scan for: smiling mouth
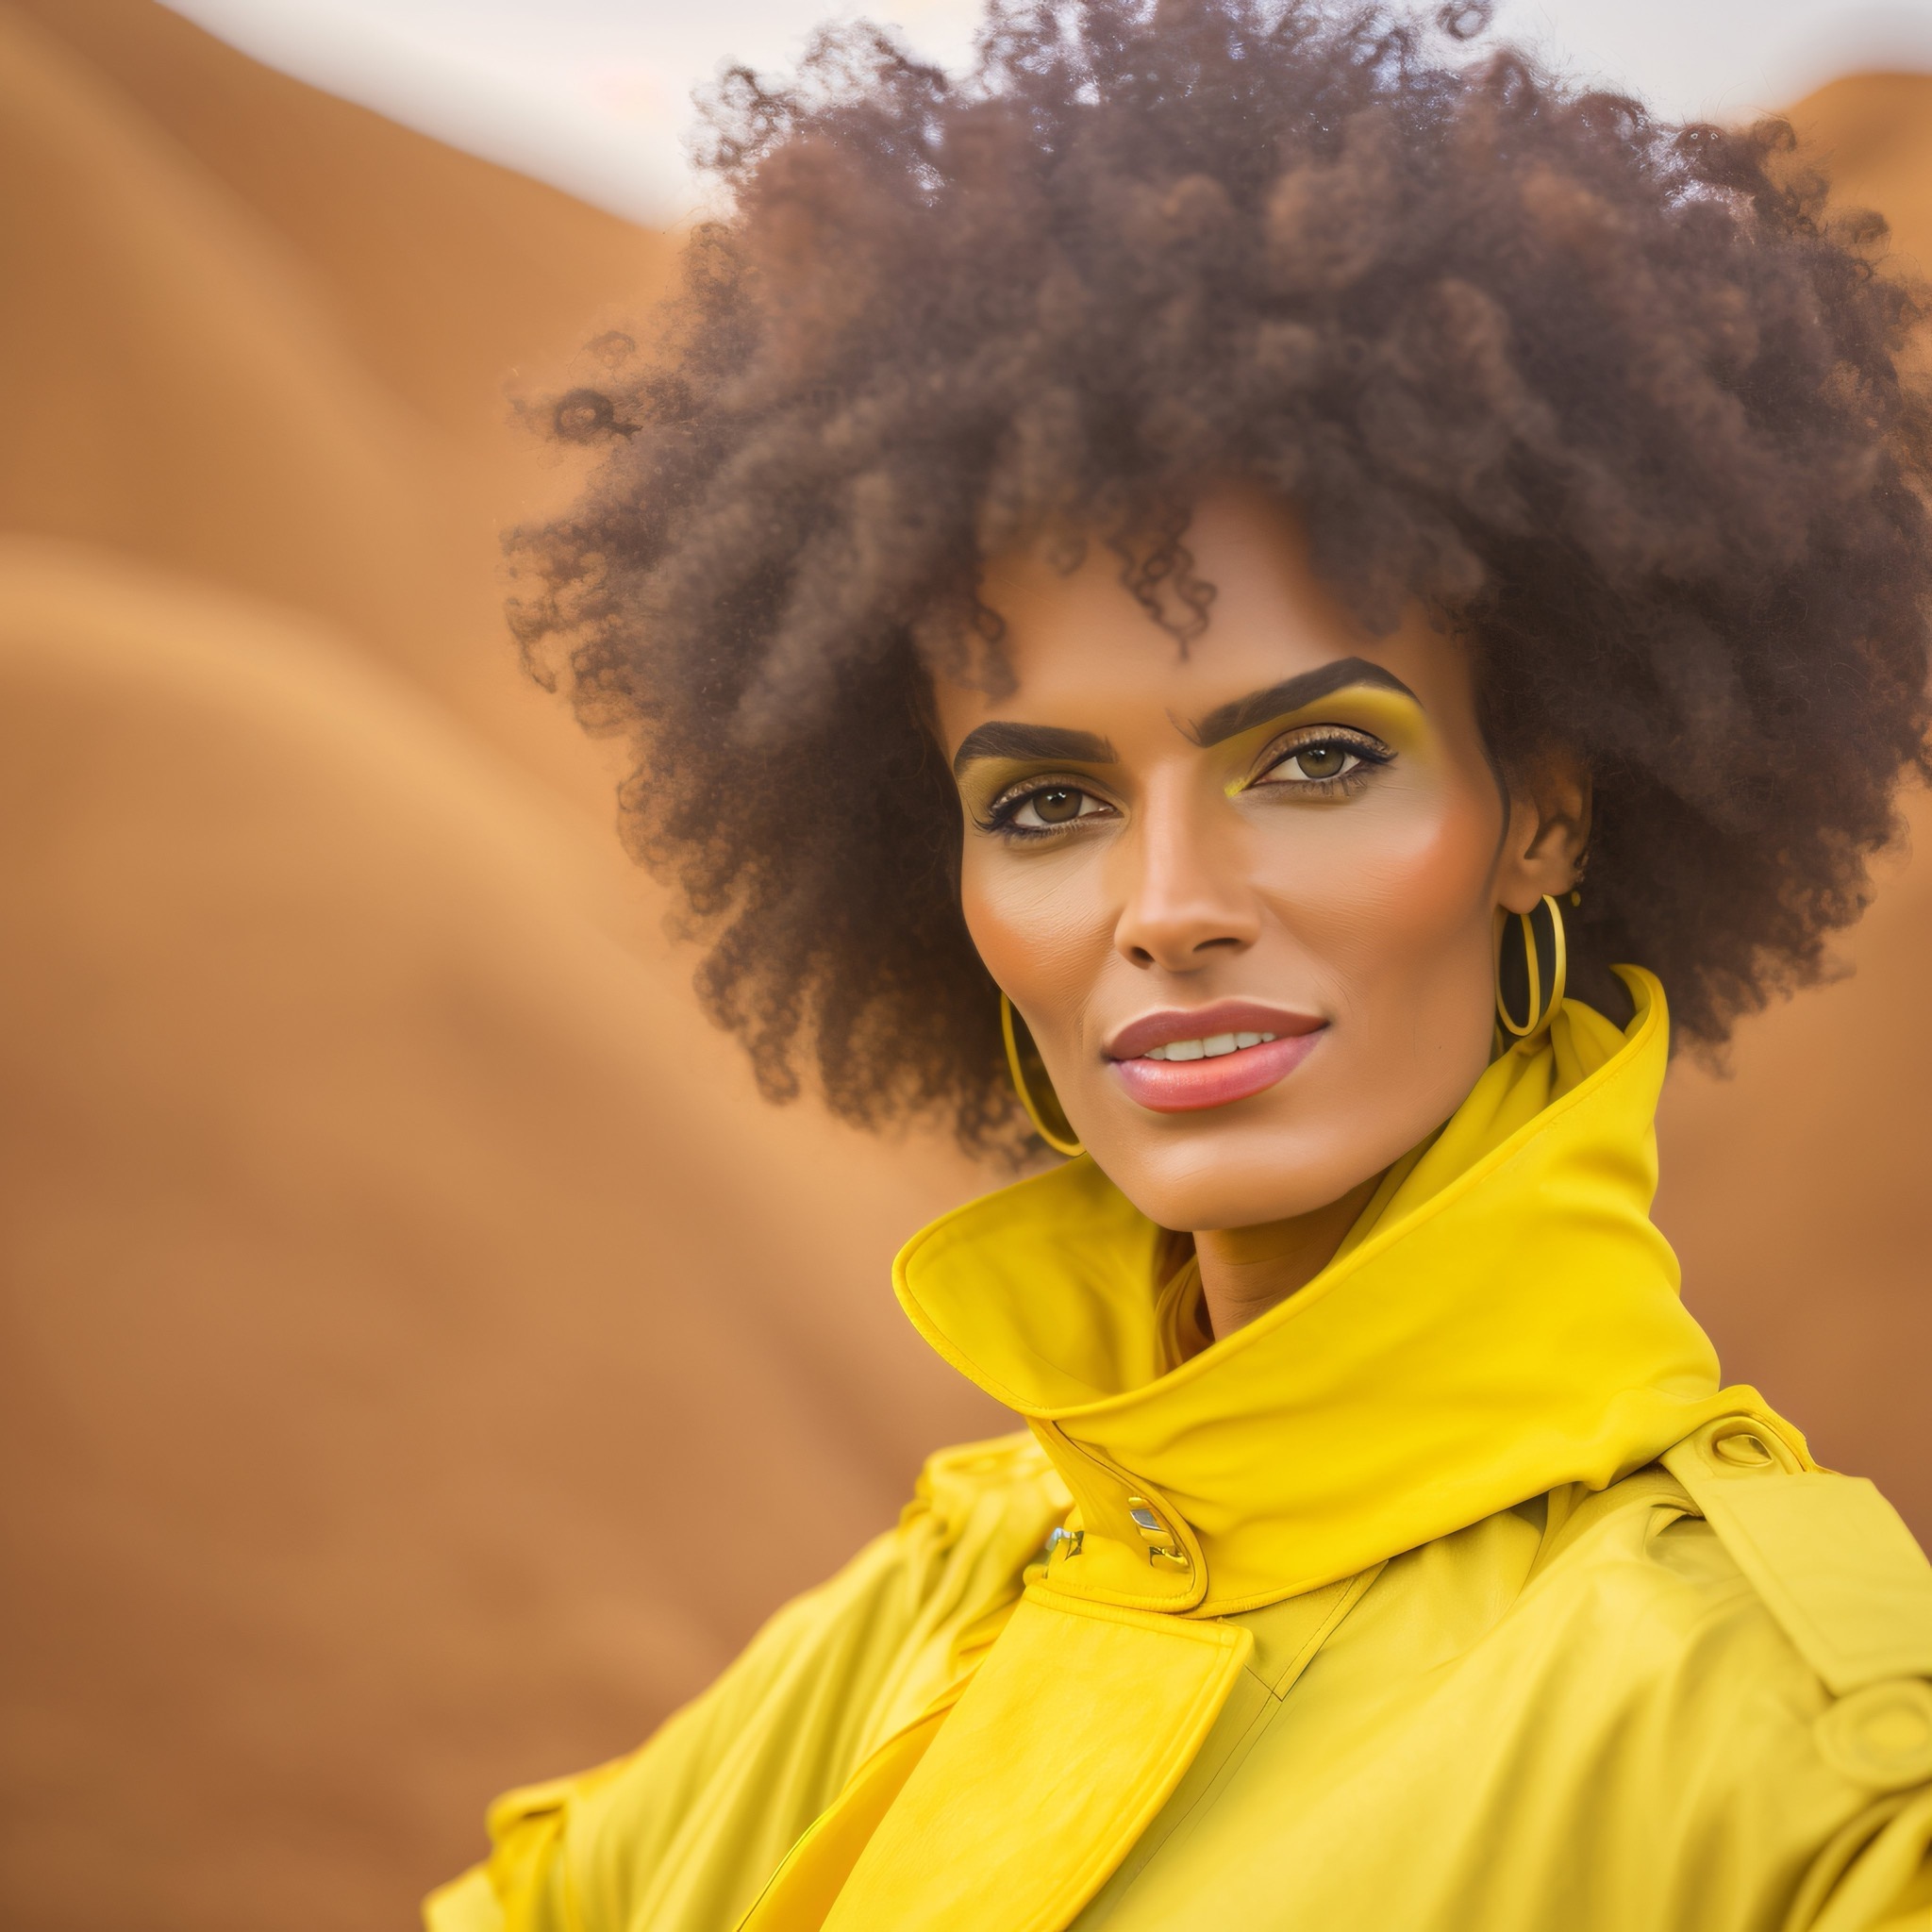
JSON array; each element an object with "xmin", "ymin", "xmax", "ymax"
[{"xmin": 1106, "ymin": 1005, "xmax": 1324, "ymax": 1113}]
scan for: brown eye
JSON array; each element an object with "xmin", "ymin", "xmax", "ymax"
[
  {"xmin": 997, "ymin": 781, "xmax": 1111, "ymax": 834},
  {"xmin": 1032, "ymin": 786, "xmax": 1085, "ymax": 823},
  {"xmin": 1256, "ymin": 734, "xmax": 1381, "ymax": 789}
]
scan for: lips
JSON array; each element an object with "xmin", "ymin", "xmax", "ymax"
[{"xmin": 1106, "ymin": 1001, "xmax": 1324, "ymax": 1114}]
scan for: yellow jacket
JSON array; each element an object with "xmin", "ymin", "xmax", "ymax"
[{"xmin": 428, "ymin": 971, "xmax": 1932, "ymax": 1932}]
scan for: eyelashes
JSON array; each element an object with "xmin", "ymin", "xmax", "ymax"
[
  {"xmin": 978, "ymin": 778, "xmax": 1116, "ymax": 839},
  {"xmin": 1248, "ymin": 725, "xmax": 1393, "ymax": 792},
  {"xmin": 973, "ymin": 726, "xmax": 1396, "ymax": 841}
]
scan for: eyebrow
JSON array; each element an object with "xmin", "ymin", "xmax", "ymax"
[
  {"xmin": 948, "ymin": 657, "xmax": 1417, "ymax": 774},
  {"xmin": 952, "ymin": 722, "xmax": 1118, "ymax": 775},
  {"xmin": 1187, "ymin": 658, "xmax": 1419, "ymax": 746}
]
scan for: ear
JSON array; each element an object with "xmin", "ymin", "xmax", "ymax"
[{"xmin": 1495, "ymin": 750, "xmax": 1590, "ymax": 915}]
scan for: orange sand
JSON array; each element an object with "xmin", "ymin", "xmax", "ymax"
[{"xmin": 0, "ymin": 8, "xmax": 1924, "ymax": 1925}]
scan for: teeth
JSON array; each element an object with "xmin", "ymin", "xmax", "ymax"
[{"xmin": 1143, "ymin": 1031, "xmax": 1277, "ymax": 1062}]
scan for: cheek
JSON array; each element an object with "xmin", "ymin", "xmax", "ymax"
[
  {"xmin": 1259, "ymin": 779, "xmax": 1499, "ymax": 986},
  {"xmin": 958, "ymin": 844, "xmax": 1108, "ymax": 1018}
]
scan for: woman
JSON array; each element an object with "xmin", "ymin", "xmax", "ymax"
[{"xmin": 431, "ymin": 3, "xmax": 1932, "ymax": 1926}]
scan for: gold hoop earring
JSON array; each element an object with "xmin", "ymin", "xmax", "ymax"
[
  {"xmin": 1495, "ymin": 893, "xmax": 1569, "ymax": 1040},
  {"xmin": 1000, "ymin": 992, "xmax": 1084, "ymax": 1158}
]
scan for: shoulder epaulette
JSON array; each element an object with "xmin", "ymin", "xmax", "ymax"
[
  {"xmin": 905, "ymin": 1429, "xmax": 1067, "ymax": 1537},
  {"xmin": 1662, "ymin": 1417, "xmax": 1932, "ymax": 1694}
]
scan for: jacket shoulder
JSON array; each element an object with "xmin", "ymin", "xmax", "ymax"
[
  {"xmin": 1499, "ymin": 1428, "xmax": 1932, "ymax": 1930},
  {"xmin": 426, "ymin": 1429, "xmax": 1067, "ymax": 1932},
  {"xmin": 1661, "ymin": 1418, "xmax": 1932, "ymax": 1695}
]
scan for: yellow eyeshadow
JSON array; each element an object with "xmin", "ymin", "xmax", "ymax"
[{"xmin": 1223, "ymin": 685, "xmax": 1429, "ymax": 793}]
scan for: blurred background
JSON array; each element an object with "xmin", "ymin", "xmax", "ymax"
[{"xmin": 0, "ymin": 2, "xmax": 1928, "ymax": 1927}]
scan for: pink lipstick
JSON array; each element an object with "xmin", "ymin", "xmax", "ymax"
[{"xmin": 1106, "ymin": 1000, "xmax": 1324, "ymax": 1114}]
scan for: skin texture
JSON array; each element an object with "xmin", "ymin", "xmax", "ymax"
[{"xmin": 936, "ymin": 488, "xmax": 1587, "ymax": 1338}]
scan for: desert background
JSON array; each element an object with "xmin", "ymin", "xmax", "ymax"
[{"xmin": 0, "ymin": 3, "xmax": 1927, "ymax": 1927}]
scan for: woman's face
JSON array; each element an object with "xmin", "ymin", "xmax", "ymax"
[{"xmin": 935, "ymin": 486, "xmax": 1584, "ymax": 1235}]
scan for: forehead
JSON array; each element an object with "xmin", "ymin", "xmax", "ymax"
[{"xmin": 938, "ymin": 487, "xmax": 1453, "ymax": 745}]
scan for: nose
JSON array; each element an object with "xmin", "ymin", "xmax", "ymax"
[{"xmin": 1111, "ymin": 774, "xmax": 1261, "ymax": 972}]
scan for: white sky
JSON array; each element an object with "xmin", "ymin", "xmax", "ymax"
[{"xmin": 163, "ymin": 0, "xmax": 1932, "ymax": 225}]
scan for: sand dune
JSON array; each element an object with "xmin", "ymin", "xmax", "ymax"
[
  {"xmin": 0, "ymin": 7, "xmax": 1925, "ymax": 1927},
  {"xmin": 0, "ymin": 7, "xmax": 998, "ymax": 1928}
]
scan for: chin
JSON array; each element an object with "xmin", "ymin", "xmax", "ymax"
[{"xmin": 1092, "ymin": 1132, "xmax": 1373, "ymax": 1235}]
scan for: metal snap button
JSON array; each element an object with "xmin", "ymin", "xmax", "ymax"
[
  {"xmin": 1125, "ymin": 1493, "xmax": 1190, "ymax": 1569},
  {"xmin": 1815, "ymin": 1679, "xmax": 1932, "ymax": 1790}
]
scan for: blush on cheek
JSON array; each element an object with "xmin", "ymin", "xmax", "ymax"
[
  {"xmin": 1274, "ymin": 810, "xmax": 1496, "ymax": 974},
  {"xmin": 1386, "ymin": 826, "xmax": 1496, "ymax": 945},
  {"xmin": 1330, "ymin": 821, "xmax": 1504, "ymax": 1074},
  {"xmin": 958, "ymin": 865, "xmax": 1100, "ymax": 1063}
]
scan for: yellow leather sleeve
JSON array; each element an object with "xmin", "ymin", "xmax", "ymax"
[
  {"xmin": 424, "ymin": 1434, "xmax": 1068, "ymax": 1932},
  {"xmin": 1665, "ymin": 1421, "xmax": 1932, "ymax": 1929}
]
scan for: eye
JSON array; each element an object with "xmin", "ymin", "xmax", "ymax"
[
  {"xmin": 1281, "ymin": 743, "xmax": 1356, "ymax": 781},
  {"xmin": 983, "ymin": 777, "xmax": 1116, "ymax": 838},
  {"xmin": 1009, "ymin": 783, "xmax": 1107, "ymax": 828},
  {"xmin": 1252, "ymin": 729, "xmax": 1390, "ymax": 790}
]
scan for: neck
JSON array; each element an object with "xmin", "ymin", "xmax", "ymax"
[{"xmin": 1194, "ymin": 1175, "xmax": 1381, "ymax": 1341}]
